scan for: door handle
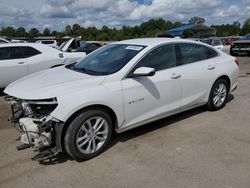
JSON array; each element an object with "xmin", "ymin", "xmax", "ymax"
[
  {"xmin": 171, "ymin": 73, "xmax": 181, "ymax": 79},
  {"xmin": 208, "ymin": 65, "xmax": 215, "ymax": 70},
  {"xmin": 18, "ymin": 62, "xmax": 24, "ymax": 65}
]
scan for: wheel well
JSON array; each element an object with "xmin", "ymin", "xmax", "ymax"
[
  {"xmin": 217, "ymin": 75, "xmax": 231, "ymax": 89},
  {"xmin": 60, "ymin": 105, "xmax": 118, "ymax": 151}
]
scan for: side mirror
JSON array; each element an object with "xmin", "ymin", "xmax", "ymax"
[
  {"xmin": 67, "ymin": 49, "xmax": 72, "ymax": 52},
  {"xmin": 133, "ymin": 67, "xmax": 155, "ymax": 77}
]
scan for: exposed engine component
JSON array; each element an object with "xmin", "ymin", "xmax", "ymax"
[
  {"xmin": 5, "ymin": 96, "xmax": 62, "ymax": 161},
  {"xmin": 19, "ymin": 118, "xmax": 52, "ymax": 148}
]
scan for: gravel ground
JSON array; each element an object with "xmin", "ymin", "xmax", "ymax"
[{"xmin": 0, "ymin": 48, "xmax": 250, "ymax": 188}]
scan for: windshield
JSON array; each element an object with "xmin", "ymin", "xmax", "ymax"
[
  {"xmin": 59, "ymin": 42, "xmax": 67, "ymax": 51},
  {"xmin": 66, "ymin": 44, "xmax": 146, "ymax": 75},
  {"xmin": 241, "ymin": 34, "xmax": 250, "ymax": 40},
  {"xmin": 200, "ymin": 39, "xmax": 212, "ymax": 45}
]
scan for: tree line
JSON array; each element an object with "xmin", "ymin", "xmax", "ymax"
[{"xmin": 1, "ymin": 17, "xmax": 250, "ymax": 41}]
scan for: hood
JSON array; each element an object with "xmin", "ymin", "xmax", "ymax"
[{"xmin": 4, "ymin": 66, "xmax": 106, "ymax": 100}]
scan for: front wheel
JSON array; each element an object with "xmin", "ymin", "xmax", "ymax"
[
  {"xmin": 64, "ymin": 109, "xmax": 113, "ymax": 160},
  {"xmin": 207, "ymin": 79, "xmax": 229, "ymax": 111}
]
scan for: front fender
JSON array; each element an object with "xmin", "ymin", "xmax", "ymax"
[{"xmin": 50, "ymin": 84, "xmax": 125, "ymax": 128}]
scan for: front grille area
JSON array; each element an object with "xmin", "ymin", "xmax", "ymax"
[{"xmin": 234, "ymin": 43, "xmax": 250, "ymax": 48}]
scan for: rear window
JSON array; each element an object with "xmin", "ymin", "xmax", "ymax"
[
  {"xmin": 22, "ymin": 47, "xmax": 41, "ymax": 58},
  {"xmin": 206, "ymin": 47, "xmax": 219, "ymax": 58},
  {"xmin": 178, "ymin": 43, "xmax": 207, "ymax": 65},
  {"xmin": 41, "ymin": 41, "xmax": 55, "ymax": 44}
]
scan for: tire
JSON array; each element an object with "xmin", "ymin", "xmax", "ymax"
[
  {"xmin": 64, "ymin": 108, "xmax": 113, "ymax": 160},
  {"xmin": 207, "ymin": 79, "xmax": 229, "ymax": 111}
]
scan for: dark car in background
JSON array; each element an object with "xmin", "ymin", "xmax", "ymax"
[{"xmin": 230, "ymin": 34, "xmax": 250, "ymax": 56}]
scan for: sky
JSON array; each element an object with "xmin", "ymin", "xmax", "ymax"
[{"xmin": 0, "ymin": 0, "xmax": 249, "ymax": 31}]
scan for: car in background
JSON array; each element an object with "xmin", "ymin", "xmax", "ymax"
[
  {"xmin": 0, "ymin": 43, "xmax": 86, "ymax": 88},
  {"xmin": 59, "ymin": 38, "xmax": 85, "ymax": 52},
  {"xmin": 222, "ymin": 36, "xmax": 241, "ymax": 46},
  {"xmin": 36, "ymin": 40, "xmax": 58, "ymax": 48},
  {"xmin": 4, "ymin": 38, "xmax": 239, "ymax": 160},
  {"xmin": 200, "ymin": 39, "xmax": 224, "ymax": 51},
  {"xmin": 0, "ymin": 38, "xmax": 10, "ymax": 44},
  {"xmin": 76, "ymin": 41, "xmax": 103, "ymax": 54},
  {"xmin": 11, "ymin": 39, "xmax": 27, "ymax": 43},
  {"xmin": 59, "ymin": 38, "xmax": 103, "ymax": 54},
  {"xmin": 223, "ymin": 38, "xmax": 234, "ymax": 45},
  {"xmin": 230, "ymin": 34, "xmax": 250, "ymax": 56}
]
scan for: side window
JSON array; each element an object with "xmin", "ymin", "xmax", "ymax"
[
  {"xmin": 134, "ymin": 44, "xmax": 177, "ymax": 71},
  {"xmin": 0, "ymin": 47, "xmax": 23, "ymax": 60},
  {"xmin": 22, "ymin": 47, "xmax": 41, "ymax": 58},
  {"xmin": 206, "ymin": 47, "xmax": 219, "ymax": 59},
  {"xmin": 178, "ymin": 43, "xmax": 206, "ymax": 65}
]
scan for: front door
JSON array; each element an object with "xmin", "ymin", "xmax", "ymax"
[{"xmin": 121, "ymin": 44, "xmax": 182, "ymax": 128}]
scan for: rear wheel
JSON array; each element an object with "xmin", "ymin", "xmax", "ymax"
[
  {"xmin": 64, "ymin": 109, "xmax": 113, "ymax": 160},
  {"xmin": 207, "ymin": 79, "xmax": 229, "ymax": 111}
]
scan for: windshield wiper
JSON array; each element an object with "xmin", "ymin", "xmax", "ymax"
[
  {"xmin": 67, "ymin": 64, "xmax": 106, "ymax": 75},
  {"xmin": 80, "ymin": 68, "xmax": 98, "ymax": 74}
]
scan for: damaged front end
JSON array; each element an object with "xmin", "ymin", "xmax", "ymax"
[{"xmin": 5, "ymin": 96, "xmax": 64, "ymax": 161}]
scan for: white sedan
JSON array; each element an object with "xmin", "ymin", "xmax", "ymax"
[
  {"xmin": 4, "ymin": 38, "xmax": 239, "ymax": 161},
  {"xmin": 0, "ymin": 43, "xmax": 86, "ymax": 88}
]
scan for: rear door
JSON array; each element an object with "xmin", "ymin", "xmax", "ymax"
[
  {"xmin": 23, "ymin": 46, "xmax": 64, "ymax": 73},
  {"xmin": 176, "ymin": 43, "xmax": 219, "ymax": 108},
  {"xmin": 0, "ymin": 47, "xmax": 28, "ymax": 87}
]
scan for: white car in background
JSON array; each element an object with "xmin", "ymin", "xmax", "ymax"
[
  {"xmin": 200, "ymin": 39, "xmax": 224, "ymax": 51},
  {"xmin": 0, "ymin": 43, "xmax": 86, "ymax": 88},
  {"xmin": 4, "ymin": 38, "xmax": 239, "ymax": 161},
  {"xmin": 0, "ymin": 38, "xmax": 10, "ymax": 44},
  {"xmin": 188, "ymin": 38, "xmax": 224, "ymax": 51},
  {"xmin": 59, "ymin": 38, "xmax": 85, "ymax": 52},
  {"xmin": 36, "ymin": 40, "xmax": 58, "ymax": 48}
]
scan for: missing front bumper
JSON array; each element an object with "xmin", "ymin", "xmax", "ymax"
[{"xmin": 6, "ymin": 96, "xmax": 65, "ymax": 161}]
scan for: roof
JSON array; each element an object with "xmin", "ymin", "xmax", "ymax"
[
  {"xmin": 34, "ymin": 36, "xmax": 56, "ymax": 40},
  {"xmin": 113, "ymin": 38, "xmax": 196, "ymax": 47},
  {"xmin": 0, "ymin": 42, "xmax": 60, "ymax": 53},
  {"xmin": 109, "ymin": 38, "xmax": 221, "ymax": 54},
  {"xmin": 0, "ymin": 42, "xmax": 42, "ymax": 47}
]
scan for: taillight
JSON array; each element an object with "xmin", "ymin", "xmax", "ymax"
[{"xmin": 235, "ymin": 59, "xmax": 240, "ymax": 66}]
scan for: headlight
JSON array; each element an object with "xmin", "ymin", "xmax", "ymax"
[
  {"xmin": 21, "ymin": 98, "xmax": 58, "ymax": 117},
  {"xmin": 21, "ymin": 102, "xmax": 33, "ymax": 115}
]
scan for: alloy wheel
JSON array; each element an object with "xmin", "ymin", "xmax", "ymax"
[
  {"xmin": 76, "ymin": 116, "xmax": 108, "ymax": 154},
  {"xmin": 212, "ymin": 83, "xmax": 227, "ymax": 107}
]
